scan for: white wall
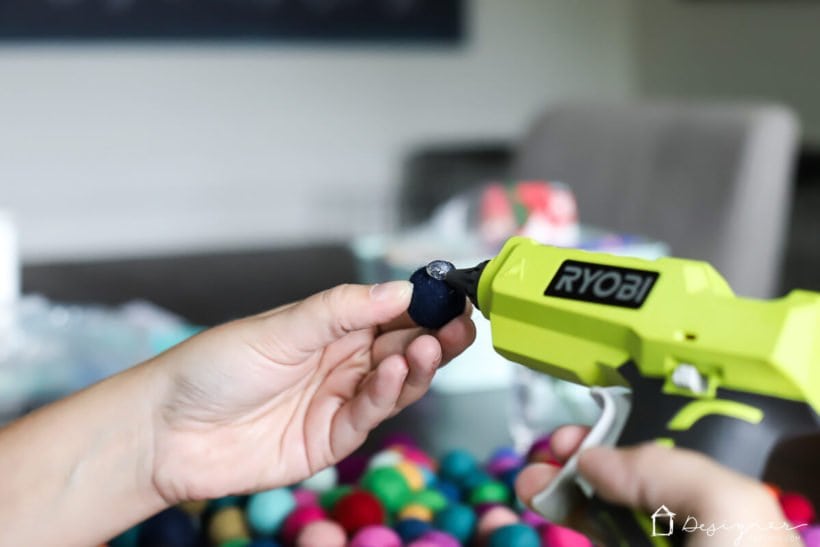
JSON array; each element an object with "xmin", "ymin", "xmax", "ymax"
[
  {"xmin": 633, "ymin": 0, "xmax": 820, "ymax": 145},
  {"xmin": 0, "ymin": 0, "xmax": 636, "ymax": 262}
]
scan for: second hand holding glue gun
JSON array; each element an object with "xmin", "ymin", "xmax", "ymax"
[{"xmin": 440, "ymin": 236, "xmax": 820, "ymax": 545}]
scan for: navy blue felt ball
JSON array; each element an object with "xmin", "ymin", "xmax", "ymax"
[
  {"xmin": 138, "ymin": 507, "xmax": 198, "ymax": 547},
  {"xmin": 407, "ymin": 265, "xmax": 466, "ymax": 329},
  {"xmin": 394, "ymin": 518, "xmax": 433, "ymax": 543}
]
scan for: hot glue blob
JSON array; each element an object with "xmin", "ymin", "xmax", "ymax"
[{"xmin": 407, "ymin": 261, "xmax": 466, "ymax": 329}]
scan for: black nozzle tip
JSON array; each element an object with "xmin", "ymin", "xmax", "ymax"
[{"xmin": 443, "ymin": 260, "xmax": 489, "ymax": 310}]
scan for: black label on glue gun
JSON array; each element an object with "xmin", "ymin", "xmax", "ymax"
[{"xmin": 545, "ymin": 260, "xmax": 659, "ymax": 309}]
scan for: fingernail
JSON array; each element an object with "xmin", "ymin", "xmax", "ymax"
[{"xmin": 371, "ymin": 280, "xmax": 413, "ymax": 301}]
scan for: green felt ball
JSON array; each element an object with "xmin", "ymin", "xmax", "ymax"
[
  {"xmin": 410, "ymin": 489, "xmax": 449, "ymax": 513},
  {"xmin": 219, "ymin": 539, "xmax": 251, "ymax": 547},
  {"xmin": 361, "ymin": 466, "xmax": 412, "ymax": 514},
  {"xmin": 319, "ymin": 485, "xmax": 353, "ymax": 510},
  {"xmin": 468, "ymin": 480, "xmax": 510, "ymax": 506}
]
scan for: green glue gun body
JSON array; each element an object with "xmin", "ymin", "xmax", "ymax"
[{"xmin": 444, "ymin": 236, "xmax": 820, "ymax": 546}]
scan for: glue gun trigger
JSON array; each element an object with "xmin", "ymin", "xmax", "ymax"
[{"xmin": 530, "ymin": 386, "xmax": 632, "ymax": 523}]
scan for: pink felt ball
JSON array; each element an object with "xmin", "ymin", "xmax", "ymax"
[
  {"xmin": 476, "ymin": 505, "xmax": 519, "ymax": 540},
  {"xmin": 539, "ymin": 523, "xmax": 593, "ymax": 547},
  {"xmin": 349, "ymin": 525, "xmax": 403, "ymax": 547},
  {"xmin": 292, "ymin": 488, "xmax": 319, "ymax": 508},
  {"xmin": 779, "ymin": 492, "xmax": 816, "ymax": 526},
  {"xmin": 407, "ymin": 530, "xmax": 461, "ymax": 547},
  {"xmin": 474, "ymin": 502, "xmax": 504, "ymax": 517},
  {"xmin": 295, "ymin": 519, "xmax": 347, "ymax": 547},
  {"xmin": 281, "ymin": 505, "xmax": 326, "ymax": 544}
]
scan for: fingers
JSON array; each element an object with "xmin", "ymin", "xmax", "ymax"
[
  {"xmin": 379, "ymin": 313, "xmax": 477, "ymax": 412},
  {"xmin": 516, "ymin": 463, "xmax": 564, "ymax": 506},
  {"xmin": 259, "ymin": 282, "xmax": 413, "ymax": 359},
  {"xmin": 550, "ymin": 425, "xmax": 590, "ymax": 461},
  {"xmin": 514, "ymin": 425, "xmax": 589, "ymax": 507},
  {"xmin": 330, "ymin": 355, "xmax": 408, "ymax": 457},
  {"xmin": 435, "ymin": 312, "xmax": 477, "ymax": 364},
  {"xmin": 578, "ymin": 444, "xmax": 776, "ymax": 521}
]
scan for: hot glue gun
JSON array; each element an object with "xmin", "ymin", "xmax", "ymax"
[{"xmin": 440, "ymin": 236, "xmax": 820, "ymax": 546}]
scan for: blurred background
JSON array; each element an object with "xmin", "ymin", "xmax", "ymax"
[
  {"xmin": 0, "ymin": 0, "xmax": 818, "ymax": 475},
  {"xmin": 0, "ymin": 0, "xmax": 817, "ymax": 312}
]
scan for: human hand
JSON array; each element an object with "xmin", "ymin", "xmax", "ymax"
[
  {"xmin": 146, "ymin": 281, "xmax": 475, "ymax": 504},
  {"xmin": 515, "ymin": 426, "xmax": 797, "ymax": 546}
]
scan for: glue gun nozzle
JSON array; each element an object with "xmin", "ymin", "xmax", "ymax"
[{"xmin": 444, "ymin": 260, "xmax": 489, "ymax": 310}]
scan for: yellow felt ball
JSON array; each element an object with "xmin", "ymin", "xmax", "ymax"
[
  {"xmin": 178, "ymin": 500, "xmax": 208, "ymax": 516},
  {"xmin": 209, "ymin": 507, "xmax": 249, "ymax": 544},
  {"xmin": 395, "ymin": 461, "xmax": 425, "ymax": 492},
  {"xmin": 399, "ymin": 503, "xmax": 434, "ymax": 522}
]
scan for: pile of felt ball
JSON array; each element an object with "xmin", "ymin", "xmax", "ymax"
[
  {"xmin": 107, "ymin": 433, "xmax": 820, "ymax": 547},
  {"xmin": 106, "ymin": 434, "xmax": 593, "ymax": 547}
]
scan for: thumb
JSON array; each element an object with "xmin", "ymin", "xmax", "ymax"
[
  {"xmin": 259, "ymin": 281, "xmax": 413, "ymax": 356},
  {"xmin": 577, "ymin": 444, "xmax": 775, "ymax": 522}
]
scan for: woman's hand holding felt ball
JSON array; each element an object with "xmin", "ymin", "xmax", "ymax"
[{"xmin": 150, "ymin": 281, "xmax": 475, "ymax": 504}]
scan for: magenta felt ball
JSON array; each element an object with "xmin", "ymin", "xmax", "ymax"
[
  {"xmin": 486, "ymin": 455, "xmax": 524, "ymax": 477},
  {"xmin": 520, "ymin": 509, "xmax": 547, "ymax": 528},
  {"xmin": 349, "ymin": 525, "xmax": 403, "ymax": 547},
  {"xmin": 779, "ymin": 492, "xmax": 816, "ymax": 526},
  {"xmin": 380, "ymin": 432, "xmax": 418, "ymax": 450},
  {"xmin": 401, "ymin": 446, "xmax": 437, "ymax": 471},
  {"xmin": 280, "ymin": 505, "xmax": 325, "ymax": 544},
  {"xmin": 801, "ymin": 525, "xmax": 820, "ymax": 547},
  {"xmin": 407, "ymin": 530, "xmax": 461, "ymax": 547},
  {"xmin": 539, "ymin": 523, "xmax": 593, "ymax": 547},
  {"xmin": 336, "ymin": 453, "xmax": 369, "ymax": 484},
  {"xmin": 527, "ymin": 434, "xmax": 559, "ymax": 465},
  {"xmin": 292, "ymin": 488, "xmax": 319, "ymax": 507}
]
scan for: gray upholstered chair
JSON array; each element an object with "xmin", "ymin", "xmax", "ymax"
[{"xmin": 512, "ymin": 102, "xmax": 799, "ymax": 297}]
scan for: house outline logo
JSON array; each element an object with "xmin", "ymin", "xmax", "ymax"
[{"xmin": 651, "ymin": 505, "xmax": 676, "ymax": 537}]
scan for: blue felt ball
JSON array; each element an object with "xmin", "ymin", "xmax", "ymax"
[
  {"xmin": 487, "ymin": 523, "xmax": 541, "ymax": 547},
  {"xmin": 434, "ymin": 479, "xmax": 462, "ymax": 503},
  {"xmin": 407, "ymin": 266, "xmax": 465, "ymax": 329},
  {"xmin": 434, "ymin": 503, "xmax": 477, "ymax": 544},
  {"xmin": 248, "ymin": 540, "xmax": 282, "ymax": 547},
  {"xmin": 246, "ymin": 488, "xmax": 297, "ymax": 536},
  {"xmin": 462, "ymin": 469, "xmax": 493, "ymax": 492},
  {"xmin": 499, "ymin": 466, "xmax": 523, "ymax": 491},
  {"xmin": 138, "ymin": 507, "xmax": 198, "ymax": 547},
  {"xmin": 394, "ymin": 518, "xmax": 433, "ymax": 543}
]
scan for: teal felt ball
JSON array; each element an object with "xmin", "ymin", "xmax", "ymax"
[
  {"xmin": 434, "ymin": 503, "xmax": 477, "ymax": 544},
  {"xmin": 407, "ymin": 263, "xmax": 465, "ymax": 329},
  {"xmin": 246, "ymin": 488, "xmax": 297, "ymax": 536},
  {"xmin": 440, "ymin": 449, "xmax": 478, "ymax": 486},
  {"xmin": 488, "ymin": 523, "xmax": 541, "ymax": 547}
]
